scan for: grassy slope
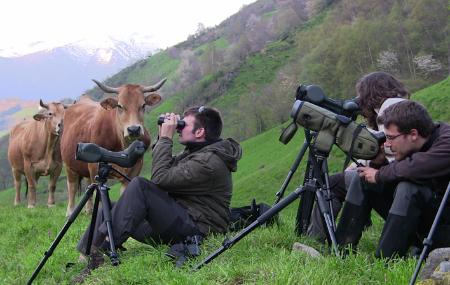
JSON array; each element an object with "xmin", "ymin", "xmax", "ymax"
[{"xmin": 0, "ymin": 78, "xmax": 447, "ymax": 284}]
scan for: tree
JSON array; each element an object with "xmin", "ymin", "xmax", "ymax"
[
  {"xmin": 413, "ymin": 54, "xmax": 442, "ymax": 77},
  {"xmin": 377, "ymin": 50, "xmax": 399, "ymax": 73}
]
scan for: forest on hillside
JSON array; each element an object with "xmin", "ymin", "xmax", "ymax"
[
  {"xmin": 0, "ymin": 0, "xmax": 448, "ymax": 190},
  {"xmin": 88, "ymin": 0, "xmax": 448, "ymax": 141}
]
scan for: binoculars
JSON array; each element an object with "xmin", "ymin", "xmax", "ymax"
[{"xmin": 157, "ymin": 116, "xmax": 186, "ymax": 130}]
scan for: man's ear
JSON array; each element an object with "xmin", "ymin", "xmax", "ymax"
[
  {"xmin": 100, "ymin": 97, "xmax": 119, "ymax": 110},
  {"xmin": 409, "ymin": 129, "xmax": 419, "ymax": 140},
  {"xmin": 33, "ymin": 113, "xmax": 48, "ymax": 121},
  {"xmin": 195, "ymin": 127, "xmax": 206, "ymax": 139},
  {"xmin": 144, "ymin": 93, "xmax": 161, "ymax": 106}
]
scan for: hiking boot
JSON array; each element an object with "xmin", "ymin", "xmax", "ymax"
[{"xmin": 71, "ymin": 249, "xmax": 105, "ymax": 284}]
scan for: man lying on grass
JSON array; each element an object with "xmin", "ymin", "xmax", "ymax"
[
  {"xmin": 335, "ymin": 101, "xmax": 450, "ymax": 259},
  {"xmin": 73, "ymin": 106, "xmax": 242, "ymax": 282}
]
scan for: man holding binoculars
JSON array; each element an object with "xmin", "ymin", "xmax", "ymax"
[{"xmin": 74, "ymin": 106, "xmax": 242, "ymax": 281}]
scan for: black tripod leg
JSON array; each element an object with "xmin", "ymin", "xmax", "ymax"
[
  {"xmin": 322, "ymin": 161, "xmax": 336, "ymax": 231},
  {"xmin": 409, "ymin": 182, "xmax": 450, "ymax": 285},
  {"xmin": 27, "ymin": 184, "xmax": 96, "ymax": 285},
  {"xmin": 274, "ymin": 139, "xmax": 309, "ymax": 204},
  {"xmin": 98, "ymin": 185, "xmax": 120, "ymax": 266},
  {"xmin": 193, "ymin": 186, "xmax": 307, "ymax": 271},
  {"xmin": 84, "ymin": 190, "xmax": 101, "ymax": 256},
  {"xmin": 316, "ymin": 190, "xmax": 339, "ymax": 256},
  {"xmin": 295, "ymin": 180, "xmax": 316, "ymax": 236}
]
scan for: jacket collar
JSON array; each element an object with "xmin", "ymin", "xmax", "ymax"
[
  {"xmin": 185, "ymin": 138, "xmax": 222, "ymax": 153},
  {"xmin": 420, "ymin": 123, "xmax": 439, "ymax": 152}
]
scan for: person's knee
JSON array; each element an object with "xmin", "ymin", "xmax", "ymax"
[
  {"xmin": 124, "ymin": 177, "xmax": 148, "ymax": 197},
  {"xmin": 390, "ymin": 182, "xmax": 432, "ymax": 216},
  {"xmin": 395, "ymin": 181, "xmax": 432, "ymax": 201},
  {"xmin": 395, "ymin": 181, "xmax": 419, "ymax": 197}
]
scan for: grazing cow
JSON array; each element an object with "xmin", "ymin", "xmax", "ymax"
[
  {"xmin": 61, "ymin": 78, "xmax": 165, "ymax": 216},
  {"xmin": 8, "ymin": 100, "xmax": 67, "ymax": 208}
]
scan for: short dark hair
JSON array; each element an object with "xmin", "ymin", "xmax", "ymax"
[
  {"xmin": 379, "ymin": 101, "xmax": 434, "ymax": 137},
  {"xmin": 184, "ymin": 106, "xmax": 223, "ymax": 141},
  {"xmin": 357, "ymin": 71, "xmax": 410, "ymax": 130}
]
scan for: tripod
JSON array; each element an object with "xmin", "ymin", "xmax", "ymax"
[
  {"xmin": 28, "ymin": 162, "xmax": 130, "ymax": 284},
  {"xmin": 193, "ymin": 129, "xmax": 340, "ymax": 270}
]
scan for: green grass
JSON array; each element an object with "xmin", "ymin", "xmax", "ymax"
[
  {"xmin": 126, "ymin": 50, "xmax": 181, "ymax": 88},
  {"xmin": 1, "ymin": 78, "xmax": 448, "ymax": 284},
  {"xmin": 412, "ymin": 76, "xmax": 450, "ymax": 122},
  {"xmin": 0, "ymin": 124, "xmax": 414, "ymax": 285},
  {"xmin": 194, "ymin": 38, "xmax": 230, "ymax": 54}
]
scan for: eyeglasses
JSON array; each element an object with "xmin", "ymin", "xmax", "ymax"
[
  {"xmin": 385, "ymin": 133, "xmax": 405, "ymax": 141},
  {"xmin": 198, "ymin": 106, "xmax": 206, "ymax": 113}
]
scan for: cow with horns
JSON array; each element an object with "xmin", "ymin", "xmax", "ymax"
[
  {"xmin": 8, "ymin": 100, "xmax": 67, "ymax": 208},
  {"xmin": 60, "ymin": 78, "xmax": 165, "ymax": 216}
]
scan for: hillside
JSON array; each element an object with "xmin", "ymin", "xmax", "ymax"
[
  {"xmin": 0, "ymin": 0, "xmax": 448, "ymax": 190},
  {"xmin": 84, "ymin": 0, "xmax": 448, "ymax": 142},
  {"xmin": 0, "ymin": 76, "xmax": 447, "ymax": 284}
]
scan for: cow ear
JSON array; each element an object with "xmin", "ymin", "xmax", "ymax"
[
  {"xmin": 100, "ymin": 97, "xmax": 119, "ymax": 110},
  {"xmin": 145, "ymin": 93, "xmax": 161, "ymax": 106},
  {"xmin": 33, "ymin": 113, "xmax": 48, "ymax": 121}
]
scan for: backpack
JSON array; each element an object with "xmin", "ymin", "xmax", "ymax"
[{"xmin": 229, "ymin": 199, "xmax": 277, "ymax": 232}]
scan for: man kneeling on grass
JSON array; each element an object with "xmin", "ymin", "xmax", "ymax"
[
  {"xmin": 73, "ymin": 106, "xmax": 242, "ymax": 282},
  {"xmin": 335, "ymin": 101, "xmax": 450, "ymax": 259}
]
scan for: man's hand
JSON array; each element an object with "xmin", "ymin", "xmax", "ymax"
[
  {"xmin": 357, "ymin": 166, "xmax": 378, "ymax": 183},
  {"xmin": 159, "ymin": 113, "xmax": 179, "ymax": 139}
]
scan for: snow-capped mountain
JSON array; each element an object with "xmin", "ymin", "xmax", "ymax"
[
  {"xmin": 60, "ymin": 35, "xmax": 157, "ymax": 65},
  {"xmin": 0, "ymin": 35, "xmax": 159, "ymax": 101}
]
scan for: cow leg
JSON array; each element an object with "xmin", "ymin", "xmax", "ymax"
[
  {"xmin": 24, "ymin": 169, "xmax": 37, "ymax": 208},
  {"xmin": 66, "ymin": 168, "xmax": 80, "ymax": 217},
  {"xmin": 12, "ymin": 168, "xmax": 22, "ymax": 206},
  {"xmin": 48, "ymin": 166, "xmax": 61, "ymax": 207}
]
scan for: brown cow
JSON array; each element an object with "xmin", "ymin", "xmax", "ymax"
[
  {"xmin": 8, "ymin": 100, "xmax": 67, "ymax": 208},
  {"xmin": 61, "ymin": 78, "xmax": 165, "ymax": 216}
]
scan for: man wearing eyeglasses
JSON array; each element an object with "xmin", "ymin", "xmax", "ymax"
[
  {"xmin": 74, "ymin": 106, "xmax": 242, "ymax": 280},
  {"xmin": 335, "ymin": 100, "xmax": 450, "ymax": 259}
]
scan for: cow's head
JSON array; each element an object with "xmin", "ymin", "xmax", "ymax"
[
  {"xmin": 33, "ymin": 99, "xmax": 67, "ymax": 135},
  {"xmin": 93, "ymin": 79, "xmax": 164, "ymax": 140}
]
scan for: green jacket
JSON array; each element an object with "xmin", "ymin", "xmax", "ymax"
[{"xmin": 151, "ymin": 137, "xmax": 242, "ymax": 234}]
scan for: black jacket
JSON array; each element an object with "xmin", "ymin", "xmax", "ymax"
[{"xmin": 376, "ymin": 123, "xmax": 450, "ymax": 195}]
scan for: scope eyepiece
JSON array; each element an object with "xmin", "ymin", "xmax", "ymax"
[
  {"xmin": 157, "ymin": 117, "xmax": 186, "ymax": 130},
  {"xmin": 76, "ymin": 140, "xmax": 146, "ymax": 168}
]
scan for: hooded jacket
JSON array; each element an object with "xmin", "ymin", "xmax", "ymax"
[{"xmin": 151, "ymin": 137, "xmax": 242, "ymax": 234}]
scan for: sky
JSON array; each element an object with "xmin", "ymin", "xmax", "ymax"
[{"xmin": 0, "ymin": 0, "xmax": 256, "ymax": 57}]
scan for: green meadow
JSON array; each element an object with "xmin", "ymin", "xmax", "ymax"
[{"xmin": 0, "ymin": 77, "xmax": 448, "ymax": 284}]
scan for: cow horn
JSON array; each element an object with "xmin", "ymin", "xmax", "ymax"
[
  {"xmin": 92, "ymin": 79, "xmax": 119, "ymax": 94},
  {"xmin": 39, "ymin": 99, "xmax": 49, "ymax": 109},
  {"xmin": 142, "ymin": 78, "xmax": 167, "ymax": 93}
]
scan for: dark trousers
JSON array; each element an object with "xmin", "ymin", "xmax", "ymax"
[
  {"xmin": 336, "ymin": 171, "xmax": 445, "ymax": 258},
  {"xmin": 77, "ymin": 177, "xmax": 201, "ymax": 255}
]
